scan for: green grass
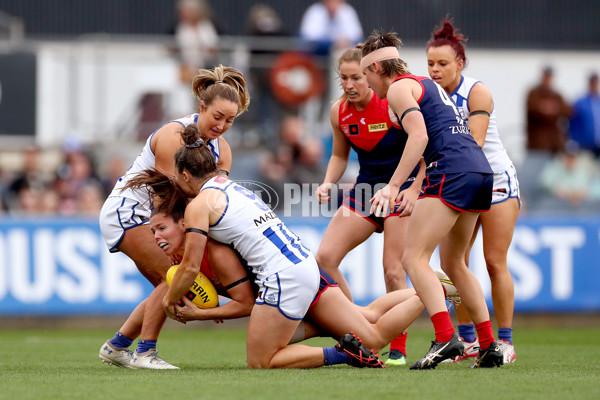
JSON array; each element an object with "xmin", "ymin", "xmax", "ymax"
[{"xmin": 1, "ymin": 322, "xmax": 599, "ymax": 400}]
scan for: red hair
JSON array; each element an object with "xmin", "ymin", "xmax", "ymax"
[{"xmin": 427, "ymin": 17, "xmax": 467, "ymax": 66}]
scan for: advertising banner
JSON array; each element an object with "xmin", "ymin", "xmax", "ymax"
[{"xmin": 0, "ymin": 215, "xmax": 598, "ymax": 315}]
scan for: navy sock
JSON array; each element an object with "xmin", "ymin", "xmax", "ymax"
[
  {"xmin": 498, "ymin": 327, "xmax": 513, "ymax": 344},
  {"xmin": 457, "ymin": 323, "xmax": 476, "ymax": 343},
  {"xmin": 109, "ymin": 332, "xmax": 134, "ymax": 349},
  {"xmin": 323, "ymin": 347, "xmax": 350, "ymax": 366},
  {"xmin": 136, "ymin": 340, "xmax": 157, "ymax": 354}
]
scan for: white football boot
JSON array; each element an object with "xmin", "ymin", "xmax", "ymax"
[
  {"xmin": 130, "ymin": 349, "xmax": 180, "ymax": 370},
  {"xmin": 498, "ymin": 339, "xmax": 517, "ymax": 364},
  {"xmin": 99, "ymin": 340, "xmax": 134, "ymax": 368}
]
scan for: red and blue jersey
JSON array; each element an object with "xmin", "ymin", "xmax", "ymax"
[
  {"xmin": 392, "ymin": 75, "xmax": 492, "ymax": 175},
  {"xmin": 338, "ymin": 94, "xmax": 415, "ymax": 185}
]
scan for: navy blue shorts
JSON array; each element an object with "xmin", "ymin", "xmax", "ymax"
[
  {"xmin": 342, "ymin": 181, "xmax": 413, "ymax": 232},
  {"xmin": 420, "ymin": 172, "xmax": 493, "ymax": 212},
  {"xmin": 310, "ymin": 268, "xmax": 338, "ymax": 308}
]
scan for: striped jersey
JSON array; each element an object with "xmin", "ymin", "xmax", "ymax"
[{"xmin": 200, "ymin": 176, "xmax": 312, "ymax": 275}]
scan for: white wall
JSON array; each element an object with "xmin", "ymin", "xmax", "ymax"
[{"xmin": 36, "ymin": 41, "xmax": 182, "ymax": 147}]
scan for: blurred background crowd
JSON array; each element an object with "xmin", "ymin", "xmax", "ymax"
[{"xmin": 1, "ymin": 0, "xmax": 599, "ymax": 216}]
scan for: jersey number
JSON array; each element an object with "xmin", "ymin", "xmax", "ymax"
[
  {"xmin": 262, "ymin": 223, "xmax": 309, "ymax": 264},
  {"xmin": 233, "ymin": 185, "xmax": 270, "ymax": 211}
]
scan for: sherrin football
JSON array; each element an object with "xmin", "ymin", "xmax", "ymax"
[{"xmin": 166, "ymin": 265, "xmax": 219, "ymax": 309}]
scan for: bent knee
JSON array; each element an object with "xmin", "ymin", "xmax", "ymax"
[{"xmin": 315, "ymin": 250, "xmax": 342, "ymax": 272}]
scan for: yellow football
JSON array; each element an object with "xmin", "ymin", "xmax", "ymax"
[{"xmin": 166, "ymin": 265, "xmax": 219, "ymax": 309}]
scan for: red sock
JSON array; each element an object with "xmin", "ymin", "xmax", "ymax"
[
  {"xmin": 389, "ymin": 332, "xmax": 407, "ymax": 355},
  {"xmin": 475, "ymin": 320, "xmax": 495, "ymax": 350},
  {"xmin": 431, "ymin": 311, "xmax": 454, "ymax": 343}
]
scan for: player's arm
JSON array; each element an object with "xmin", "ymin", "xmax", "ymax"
[
  {"xmin": 316, "ymin": 102, "xmax": 352, "ymax": 203},
  {"xmin": 153, "ymin": 122, "xmax": 185, "ymax": 175},
  {"xmin": 177, "ymin": 264, "xmax": 255, "ymax": 321},
  {"xmin": 387, "ymin": 80, "xmax": 428, "ymax": 190},
  {"xmin": 216, "ymin": 136, "xmax": 232, "ymax": 176},
  {"xmin": 163, "ymin": 193, "xmax": 211, "ymax": 321},
  {"xmin": 371, "ymin": 80, "xmax": 428, "ymax": 217},
  {"xmin": 467, "ymin": 82, "xmax": 493, "ymax": 148},
  {"xmin": 396, "ymin": 157, "xmax": 426, "ymax": 217},
  {"xmin": 324, "ymin": 101, "xmax": 352, "ymax": 183}
]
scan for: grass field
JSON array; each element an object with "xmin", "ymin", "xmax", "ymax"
[{"xmin": 1, "ymin": 317, "xmax": 599, "ymax": 400}]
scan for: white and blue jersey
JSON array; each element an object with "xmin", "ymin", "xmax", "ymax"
[
  {"xmin": 200, "ymin": 176, "xmax": 314, "ymax": 276},
  {"xmin": 100, "ymin": 114, "xmax": 221, "ymax": 252},
  {"xmin": 450, "ymin": 76, "xmax": 513, "ymax": 173},
  {"xmin": 201, "ymin": 175, "xmax": 320, "ymax": 320}
]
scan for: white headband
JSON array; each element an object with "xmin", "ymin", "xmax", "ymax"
[{"xmin": 360, "ymin": 46, "xmax": 401, "ymax": 70}]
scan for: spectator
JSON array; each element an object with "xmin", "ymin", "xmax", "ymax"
[
  {"xmin": 39, "ymin": 187, "xmax": 61, "ymax": 215},
  {"xmin": 53, "ymin": 144, "xmax": 103, "ymax": 215},
  {"xmin": 259, "ymin": 115, "xmax": 325, "ymax": 211},
  {"xmin": 526, "ymin": 66, "xmax": 571, "ymax": 154},
  {"xmin": 520, "ymin": 66, "xmax": 571, "ymax": 209},
  {"xmin": 6, "ymin": 146, "xmax": 51, "ymax": 210},
  {"xmin": 569, "ymin": 72, "xmax": 600, "ymax": 156},
  {"xmin": 539, "ymin": 141, "xmax": 600, "ymax": 212},
  {"xmin": 174, "ymin": 0, "xmax": 219, "ymax": 83},
  {"xmin": 76, "ymin": 182, "xmax": 105, "ymax": 216},
  {"xmin": 100, "ymin": 155, "xmax": 126, "ymax": 196},
  {"xmin": 299, "ymin": 1, "xmax": 364, "ymax": 127},
  {"xmin": 299, "ymin": 0, "xmax": 363, "ymax": 56}
]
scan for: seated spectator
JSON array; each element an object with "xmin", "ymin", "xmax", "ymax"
[
  {"xmin": 76, "ymin": 182, "xmax": 105, "ymax": 216},
  {"xmin": 52, "ymin": 141, "xmax": 104, "ymax": 215},
  {"xmin": 538, "ymin": 141, "xmax": 600, "ymax": 212},
  {"xmin": 569, "ymin": 72, "xmax": 600, "ymax": 156},
  {"xmin": 6, "ymin": 146, "xmax": 51, "ymax": 210}
]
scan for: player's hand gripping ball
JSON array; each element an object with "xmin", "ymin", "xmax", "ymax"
[{"xmin": 166, "ymin": 265, "xmax": 219, "ymax": 308}]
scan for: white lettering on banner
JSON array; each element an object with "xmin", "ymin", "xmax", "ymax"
[
  {"xmin": 285, "ymin": 223, "xmax": 582, "ymax": 305},
  {"xmin": 56, "ymin": 229, "xmax": 100, "ymax": 303},
  {"xmin": 0, "ymin": 226, "xmax": 145, "ymax": 305},
  {"xmin": 102, "ymin": 248, "xmax": 144, "ymax": 302},
  {"xmin": 0, "ymin": 232, "xmax": 6, "ymax": 299},
  {"xmin": 540, "ymin": 227, "xmax": 584, "ymax": 299},
  {"xmin": 11, "ymin": 229, "xmax": 54, "ymax": 302},
  {"xmin": 508, "ymin": 226, "xmax": 543, "ymax": 300}
]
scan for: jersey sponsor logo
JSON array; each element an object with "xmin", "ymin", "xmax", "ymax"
[
  {"xmin": 368, "ymin": 123, "xmax": 387, "ymax": 132},
  {"xmin": 360, "ymin": 117, "xmax": 366, "ymax": 124},
  {"xmin": 254, "ymin": 211, "xmax": 278, "ymax": 226},
  {"xmin": 341, "ymin": 113, "xmax": 353, "ymax": 122},
  {"xmin": 348, "ymin": 124, "xmax": 360, "ymax": 136},
  {"xmin": 450, "ymin": 125, "xmax": 470, "ymax": 135}
]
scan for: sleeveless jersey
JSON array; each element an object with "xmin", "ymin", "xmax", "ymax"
[
  {"xmin": 450, "ymin": 75, "xmax": 513, "ymax": 172},
  {"xmin": 108, "ymin": 114, "xmax": 221, "ymax": 211},
  {"xmin": 201, "ymin": 176, "xmax": 312, "ymax": 276},
  {"xmin": 393, "ymin": 75, "xmax": 492, "ymax": 175},
  {"xmin": 338, "ymin": 95, "xmax": 415, "ymax": 185}
]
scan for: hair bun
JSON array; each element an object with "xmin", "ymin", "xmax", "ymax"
[{"xmin": 185, "ymin": 138, "xmax": 205, "ymax": 148}]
